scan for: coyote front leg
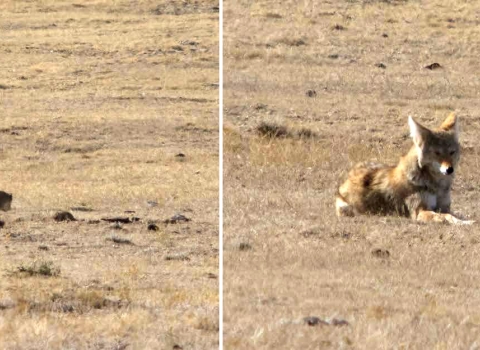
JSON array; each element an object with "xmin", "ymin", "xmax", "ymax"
[{"xmin": 416, "ymin": 210, "xmax": 474, "ymax": 225}]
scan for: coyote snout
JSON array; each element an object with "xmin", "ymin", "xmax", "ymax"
[
  {"xmin": 336, "ymin": 113, "xmax": 473, "ymax": 225},
  {"xmin": 440, "ymin": 162, "xmax": 454, "ymax": 175}
]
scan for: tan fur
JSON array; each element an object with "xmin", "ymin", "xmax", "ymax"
[{"xmin": 336, "ymin": 113, "xmax": 474, "ymax": 225}]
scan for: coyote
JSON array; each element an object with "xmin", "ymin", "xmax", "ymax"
[{"xmin": 336, "ymin": 113, "xmax": 473, "ymax": 225}]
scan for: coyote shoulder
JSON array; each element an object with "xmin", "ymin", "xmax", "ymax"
[{"xmin": 336, "ymin": 113, "xmax": 473, "ymax": 225}]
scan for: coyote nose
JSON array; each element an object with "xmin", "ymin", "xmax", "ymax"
[{"xmin": 446, "ymin": 167, "xmax": 454, "ymax": 175}]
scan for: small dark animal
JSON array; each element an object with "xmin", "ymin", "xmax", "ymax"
[
  {"xmin": 425, "ymin": 63, "xmax": 442, "ymax": 70},
  {"xmin": 53, "ymin": 211, "xmax": 76, "ymax": 222},
  {"xmin": 0, "ymin": 191, "xmax": 12, "ymax": 211}
]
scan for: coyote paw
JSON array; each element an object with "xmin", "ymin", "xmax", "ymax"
[
  {"xmin": 458, "ymin": 219, "xmax": 475, "ymax": 225},
  {"xmin": 444, "ymin": 214, "xmax": 474, "ymax": 225},
  {"xmin": 449, "ymin": 215, "xmax": 475, "ymax": 225}
]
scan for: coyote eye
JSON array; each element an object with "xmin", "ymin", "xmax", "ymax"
[
  {"xmin": 435, "ymin": 150, "xmax": 441, "ymax": 156},
  {"xmin": 450, "ymin": 150, "xmax": 456, "ymax": 155}
]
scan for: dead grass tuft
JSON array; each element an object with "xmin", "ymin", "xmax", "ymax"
[
  {"xmin": 274, "ymin": 37, "xmax": 307, "ymax": 47},
  {"xmin": 192, "ymin": 313, "xmax": 220, "ymax": 332},
  {"xmin": 106, "ymin": 236, "xmax": 134, "ymax": 245},
  {"xmin": 256, "ymin": 122, "xmax": 319, "ymax": 140},
  {"xmin": 76, "ymin": 290, "xmax": 109, "ymax": 310},
  {"xmin": 14, "ymin": 261, "xmax": 60, "ymax": 277},
  {"xmin": 256, "ymin": 122, "xmax": 289, "ymax": 138}
]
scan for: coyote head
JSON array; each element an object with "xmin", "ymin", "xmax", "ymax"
[{"xmin": 408, "ymin": 113, "xmax": 460, "ymax": 176}]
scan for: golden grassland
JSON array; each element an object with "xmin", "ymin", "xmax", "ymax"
[
  {"xmin": 0, "ymin": 1, "xmax": 218, "ymax": 349},
  {"xmin": 224, "ymin": 0, "xmax": 480, "ymax": 348}
]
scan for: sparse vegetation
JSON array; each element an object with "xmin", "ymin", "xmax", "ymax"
[
  {"xmin": 0, "ymin": 0, "xmax": 218, "ymax": 348},
  {"xmin": 256, "ymin": 122, "xmax": 289, "ymax": 138},
  {"xmin": 106, "ymin": 236, "xmax": 134, "ymax": 245},
  {"xmin": 165, "ymin": 253, "xmax": 191, "ymax": 261},
  {"xmin": 256, "ymin": 122, "xmax": 319, "ymax": 139},
  {"xmin": 14, "ymin": 261, "xmax": 60, "ymax": 277},
  {"xmin": 224, "ymin": 0, "xmax": 480, "ymax": 348}
]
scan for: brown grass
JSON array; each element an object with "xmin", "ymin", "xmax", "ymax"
[
  {"xmin": 224, "ymin": 0, "xmax": 480, "ymax": 348},
  {"xmin": 0, "ymin": 0, "xmax": 218, "ymax": 349}
]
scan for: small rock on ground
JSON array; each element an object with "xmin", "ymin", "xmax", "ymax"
[
  {"xmin": 147, "ymin": 223, "xmax": 159, "ymax": 231},
  {"xmin": 330, "ymin": 318, "xmax": 350, "ymax": 326},
  {"xmin": 305, "ymin": 89, "xmax": 317, "ymax": 97},
  {"xmin": 147, "ymin": 200, "xmax": 158, "ymax": 207},
  {"xmin": 53, "ymin": 211, "xmax": 76, "ymax": 222},
  {"xmin": 101, "ymin": 217, "xmax": 140, "ymax": 224},
  {"xmin": 425, "ymin": 62, "xmax": 442, "ymax": 70},
  {"xmin": 303, "ymin": 316, "xmax": 350, "ymax": 327},
  {"xmin": 372, "ymin": 248, "xmax": 390, "ymax": 258},
  {"xmin": 303, "ymin": 316, "xmax": 328, "ymax": 326},
  {"xmin": 164, "ymin": 214, "xmax": 191, "ymax": 224},
  {"xmin": 238, "ymin": 242, "xmax": 252, "ymax": 251}
]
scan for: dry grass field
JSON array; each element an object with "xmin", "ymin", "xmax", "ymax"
[
  {"xmin": 224, "ymin": 1, "xmax": 480, "ymax": 348},
  {"xmin": 0, "ymin": 1, "xmax": 218, "ymax": 349}
]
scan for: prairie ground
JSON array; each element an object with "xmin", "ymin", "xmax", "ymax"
[
  {"xmin": 0, "ymin": 1, "xmax": 218, "ymax": 349},
  {"xmin": 224, "ymin": 1, "xmax": 480, "ymax": 348}
]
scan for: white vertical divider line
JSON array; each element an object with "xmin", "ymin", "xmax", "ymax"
[{"xmin": 218, "ymin": 0, "xmax": 224, "ymax": 348}]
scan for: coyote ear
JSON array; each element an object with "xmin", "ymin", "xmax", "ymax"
[
  {"xmin": 440, "ymin": 112, "xmax": 459, "ymax": 140},
  {"xmin": 408, "ymin": 116, "xmax": 429, "ymax": 167},
  {"xmin": 408, "ymin": 116, "xmax": 429, "ymax": 147}
]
